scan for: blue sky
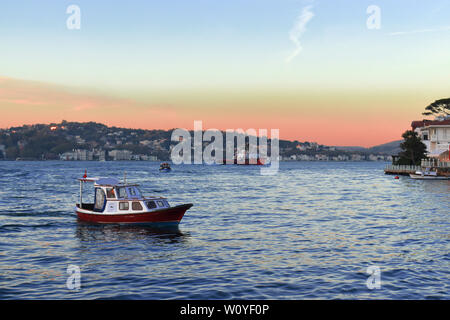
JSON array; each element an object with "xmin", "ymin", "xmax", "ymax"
[{"xmin": 1, "ymin": 0, "xmax": 450, "ymax": 90}]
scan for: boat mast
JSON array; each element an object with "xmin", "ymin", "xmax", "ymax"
[{"xmin": 79, "ymin": 180, "xmax": 83, "ymax": 206}]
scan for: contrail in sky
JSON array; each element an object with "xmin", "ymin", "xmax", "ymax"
[{"xmin": 286, "ymin": 5, "xmax": 315, "ymax": 63}]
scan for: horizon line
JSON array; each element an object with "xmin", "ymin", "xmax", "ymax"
[{"xmin": 0, "ymin": 120, "xmax": 404, "ymax": 149}]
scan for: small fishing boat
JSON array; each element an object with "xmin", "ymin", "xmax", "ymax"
[
  {"xmin": 75, "ymin": 173, "xmax": 192, "ymax": 225},
  {"xmin": 409, "ymin": 169, "xmax": 450, "ymax": 180},
  {"xmin": 159, "ymin": 162, "xmax": 172, "ymax": 171}
]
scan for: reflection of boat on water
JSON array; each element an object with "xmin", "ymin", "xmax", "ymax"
[
  {"xmin": 159, "ymin": 162, "xmax": 172, "ymax": 171},
  {"xmin": 409, "ymin": 169, "xmax": 450, "ymax": 180},
  {"xmin": 75, "ymin": 173, "xmax": 193, "ymax": 225},
  {"xmin": 75, "ymin": 222, "xmax": 189, "ymax": 244}
]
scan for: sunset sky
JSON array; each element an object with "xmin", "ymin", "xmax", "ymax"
[{"xmin": 1, "ymin": 0, "xmax": 450, "ymax": 147}]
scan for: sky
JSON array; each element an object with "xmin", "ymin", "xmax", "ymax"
[{"xmin": 1, "ymin": 0, "xmax": 450, "ymax": 147}]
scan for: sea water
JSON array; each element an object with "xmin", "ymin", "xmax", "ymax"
[{"xmin": 0, "ymin": 161, "xmax": 448, "ymax": 299}]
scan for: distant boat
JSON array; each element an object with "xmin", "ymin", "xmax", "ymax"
[
  {"xmin": 75, "ymin": 175, "xmax": 192, "ymax": 225},
  {"xmin": 159, "ymin": 162, "xmax": 171, "ymax": 171},
  {"xmin": 222, "ymin": 158, "xmax": 265, "ymax": 165},
  {"xmin": 409, "ymin": 170, "xmax": 450, "ymax": 180}
]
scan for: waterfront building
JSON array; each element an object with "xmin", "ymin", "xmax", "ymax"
[
  {"xmin": 140, "ymin": 155, "xmax": 158, "ymax": 161},
  {"xmin": 60, "ymin": 149, "xmax": 93, "ymax": 161},
  {"xmin": 93, "ymin": 149, "xmax": 106, "ymax": 161},
  {"xmin": 109, "ymin": 149, "xmax": 132, "ymax": 161},
  {"xmin": 412, "ymin": 116, "xmax": 450, "ymax": 158},
  {"xmin": 315, "ymin": 154, "xmax": 329, "ymax": 161},
  {"xmin": 369, "ymin": 154, "xmax": 385, "ymax": 161},
  {"xmin": 60, "ymin": 149, "xmax": 105, "ymax": 161},
  {"xmin": 351, "ymin": 154, "xmax": 363, "ymax": 161}
]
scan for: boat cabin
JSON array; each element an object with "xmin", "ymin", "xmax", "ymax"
[{"xmin": 77, "ymin": 177, "xmax": 170, "ymax": 214}]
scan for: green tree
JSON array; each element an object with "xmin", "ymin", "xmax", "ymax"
[
  {"xmin": 397, "ymin": 130, "xmax": 427, "ymax": 165},
  {"xmin": 423, "ymin": 98, "xmax": 450, "ymax": 117}
]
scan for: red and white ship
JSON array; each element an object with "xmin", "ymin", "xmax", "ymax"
[{"xmin": 75, "ymin": 174, "xmax": 192, "ymax": 226}]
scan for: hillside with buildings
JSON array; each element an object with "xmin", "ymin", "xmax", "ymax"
[
  {"xmin": 336, "ymin": 140, "xmax": 402, "ymax": 155},
  {"xmin": 0, "ymin": 121, "xmax": 168, "ymax": 161},
  {"xmin": 0, "ymin": 121, "xmax": 395, "ymax": 162}
]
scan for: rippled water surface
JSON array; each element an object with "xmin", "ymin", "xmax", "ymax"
[{"xmin": 0, "ymin": 161, "xmax": 448, "ymax": 299}]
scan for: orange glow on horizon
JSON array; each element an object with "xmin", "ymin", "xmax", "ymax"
[{"xmin": 0, "ymin": 77, "xmax": 435, "ymax": 147}]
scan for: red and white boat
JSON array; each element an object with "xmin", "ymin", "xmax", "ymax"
[{"xmin": 75, "ymin": 174, "xmax": 193, "ymax": 226}]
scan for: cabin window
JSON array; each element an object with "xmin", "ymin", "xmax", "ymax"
[
  {"xmin": 128, "ymin": 187, "xmax": 137, "ymax": 196},
  {"xmin": 132, "ymin": 201, "xmax": 143, "ymax": 211},
  {"xmin": 117, "ymin": 187, "xmax": 127, "ymax": 199},
  {"xmin": 157, "ymin": 200, "xmax": 164, "ymax": 207},
  {"xmin": 423, "ymin": 134, "xmax": 429, "ymax": 141},
  {"xmin": 146, "ymin": 201, "xmax": 156, "ymax": 209},
  {"xmin": 126, "ymin": 186, "xmax": 142, "ymax": 198},
  {"xmin": 119, "ymin": 202, "xmax": 129, "ymax": 210},
  {"xmin": 106, "ymin": 188, "xmax": 116, "ymax": 199}
]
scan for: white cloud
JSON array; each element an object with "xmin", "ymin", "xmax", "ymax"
[{"xmin": 286, "ymin": 5, "xmax": 315, "ymax": 63}]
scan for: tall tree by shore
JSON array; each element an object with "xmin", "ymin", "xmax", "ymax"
[{"xmin": 396, "ymin": 130, "xmax": 427, "ymax": 165}]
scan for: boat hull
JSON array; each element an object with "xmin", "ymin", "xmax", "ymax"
[
  {"xmin": 409, "ymin": 174, "xmax": 450, "ymax": 180},
  {"xmin": 76, "ymin": 204, "xmax": 193, "ymax": 225}
]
